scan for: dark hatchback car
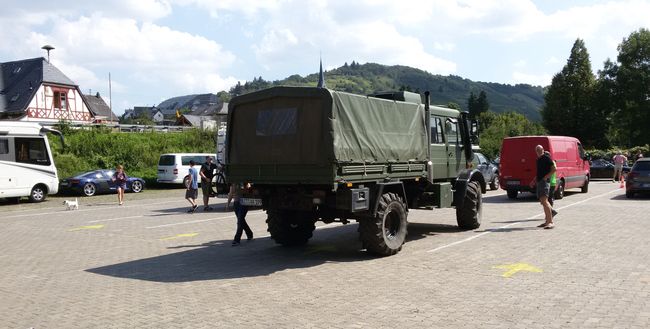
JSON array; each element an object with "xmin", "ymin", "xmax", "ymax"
[
  {"xmin": 626, "ymin": 158, "xmax": 650, "ymax": 198},
  {"xmin": 475, "ymin": 152, "xmax": 499, "ymax": 190},
  {"xmin": 590, "ymin": 158, "xmax": 631, "ymax": 179},
  {"xmin": 60, "ymin": 170, "xmax": 145, "ymax": 196}
]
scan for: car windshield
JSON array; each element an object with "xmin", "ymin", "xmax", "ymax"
[{"xmin": 632, "ymin": 161, "xmax": 650, "ymax": 171}]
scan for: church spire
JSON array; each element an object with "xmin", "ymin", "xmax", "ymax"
[{"xmin": 317, "ymin": 57, "xmax": 326, "ymax": 88}]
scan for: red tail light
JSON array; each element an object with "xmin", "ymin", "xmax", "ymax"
[
  {"xmin": 173, "ymin": 169, "xmax": 178, "ymax": 175},
  {"xmin": 71, "ymin": 179, "xmax": 80, "ymax": 184},
  {"xmin": 627, "ymin": 172, "xmax": 638, "ymax": 181}
]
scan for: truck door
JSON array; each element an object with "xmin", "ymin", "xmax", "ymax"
[
  {"xmin": 429, "ymin": 116, "xmax": 447, "ymax": 178},
  {"xmin": 444, "ymin": 118, "xmax": 462, "ymax": 178}
]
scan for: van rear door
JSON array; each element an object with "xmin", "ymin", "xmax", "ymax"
[{"xmin": 157, "ymin": 155, "xmax": 178, "ymax": 183}]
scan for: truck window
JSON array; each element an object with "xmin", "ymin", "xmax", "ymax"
[
  {"xmin": 256, "ymin": 108, "xmax": 297, "ymax": 136},
  {"xmin": 430, "ymin": 117, "xmax": 444, "ymax": 144},
  {"xmin": 445, "ymin": 119, "xmax": 459, "ymax": 144},
  {"xmin": 15, "ymin": 137, "xmax": 50, "ymax": 166},
  {"xmin": 0, "ymin": 138, "xmax": 8, "ymax": 154}
]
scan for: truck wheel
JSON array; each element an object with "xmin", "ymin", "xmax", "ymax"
[
  {"xmin": 359, "ymin": 192, "xmax": 408, "ymax": 256},
  {"xmin": 554, "ymin": 180, "xmax": 565, "ymax": 200},
  {"xmin": 266, "ymin": 210, "xmax": 316, "ymax": 246},
  {"xmin": 581, "ymin": 176, "xmax": 589, "ymax": 193},
  {"xmin": 456, "ymin": 181, "xmax": 482, "ymax": 230},
  {"xmin": 507, "ymin": 189, "xmax": 518, "ymax": 199}
]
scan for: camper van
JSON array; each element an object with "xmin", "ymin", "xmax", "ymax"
[
  {"xmin": 0, "ymin": 122, "xmax": 63, "ymax": 203},
  {"xmin": 499, "ymin": 136, "xmax": 590, "ymax": 199}
]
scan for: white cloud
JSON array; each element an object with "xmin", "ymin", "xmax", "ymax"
[
  {"xmin": 21, "ymin": 14, "xmax": 238, "ymax": 97},
  {"xmin": 513, "ymin": 60, "xmax": 527, "ymax": 68}
]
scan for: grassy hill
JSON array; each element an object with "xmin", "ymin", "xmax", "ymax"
[{"xmin": 230, "ymin": 62, "xmax": 545, "ymax": 122}]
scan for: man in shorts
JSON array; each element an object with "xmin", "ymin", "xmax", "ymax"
[
  {"xmin": 200, "ymin": 156, "xmax": 218, "ymax": 211},
  {"xmin": 530, "ymin": 145, "xmax": 556, "ymax": 229},
  {"xmin": 612, "ymin": 151, "xmax": 627, "ymax": 182},
  {"xmin": 185, "ymin": 160, "xmax": 199, "ymax": 213}
]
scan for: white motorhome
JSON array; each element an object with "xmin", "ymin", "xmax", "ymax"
[{"xmin": 0, "ymin": 122, "xmax": 63, "ymax": 202}]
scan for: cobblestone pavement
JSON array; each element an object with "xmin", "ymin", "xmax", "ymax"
[{"xmin": 1, "ymin": 181, "xmax": 648, "ymax": 328}]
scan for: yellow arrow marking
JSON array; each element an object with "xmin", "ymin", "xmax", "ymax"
[
  {"xmin": 160, "ymin": 233, "xmax": 199, "ymax": 241},
  {"xmin": 69, "ymin": 225, "xmax": 104, "ymax": 231},
  {"xmin": 493, "ymin": 262, "xmax": 542, "ymax": 278}
]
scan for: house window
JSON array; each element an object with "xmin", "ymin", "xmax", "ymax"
[{"xmin": 53, "ymin": 91, "xmax": 67, "ymax": 109}]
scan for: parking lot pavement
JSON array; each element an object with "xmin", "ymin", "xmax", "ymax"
[{"xmin": 1, "ymin": 182, "xmax": 649, "ymax": 328}]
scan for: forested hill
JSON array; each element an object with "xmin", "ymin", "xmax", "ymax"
[{"xmin": 229, "ymin": 62, "xmax": 546, "ymax": 122}]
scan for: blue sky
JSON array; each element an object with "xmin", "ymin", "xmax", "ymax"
[{"xmin": 1, "ymin": 0, "xmax": 649, "ymax": 115}]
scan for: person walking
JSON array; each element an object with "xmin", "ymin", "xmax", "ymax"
[
  {"xmin": 111, "ymin": 164, "xmax": 128, "ymax": 206},
  {"xmin": 612, "ymin": 151, "xmax": 628, "ymax": 182},
  {"xmin": 544, "ymin": 151, "xmax": 558, "ymax": 215},
  {"xmin": 186, "ymin": 160, "xmax": 199, "ymax": 213},
  {"xmin": 199, "ymin": 156, "xmax": 218, "ymax": 211},
  {"xmin": 229, "ymin": 183, "xmax": 253, "ymax": 246},
  {"xmin": 530, "ymin": 145, "xmax": 556, "ymax": 229}
]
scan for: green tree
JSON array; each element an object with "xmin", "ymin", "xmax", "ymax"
[
  {"xmin": 591, "ymin": 59, "xmax": 618, "ymax": 148},
  {"xmin": 476, "ymin": 91, "xmax": 489, "ymax": 115},
  {"xmin": 542, "ymin": 38, "xmax": 596, "ymax": 145},
  {"xmin": 467, "ymin": 92, "xmax": 478, "ymax": 118},
  {"xmin": 611, "ymin": 28, "xmax": 650, "ymax": 146},
  {"xmin": 479, "ymin": 111, "xmax": 546, "ymax": 158}
]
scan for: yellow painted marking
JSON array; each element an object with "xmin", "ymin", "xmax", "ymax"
[
  {"xmin": 493, "ymin": 262, "xmax": 542, "ymax": 278},
  {"xmin": 160, "ymin": 233, "xmax": 199, "ymax": 241},
  {"xmin": 69, "ymin": 225, "xmax": 104, "ymax": 231}
]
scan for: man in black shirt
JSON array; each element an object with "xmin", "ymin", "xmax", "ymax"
[
  {"xmin": 530, "ymin": 145, "xmax": 556, "ymax": 229},
  {"xmin": 200, "ymin": 156, "xmax": 218, "ymax": 211}
]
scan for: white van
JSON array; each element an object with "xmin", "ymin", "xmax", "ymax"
[
  {"xmin": 0, "ymin": 122, "xmax": 63, "ymax": 202},
  {"xmin": 157, "ymin": 153, "xmax": 217, "ymax": 186}
]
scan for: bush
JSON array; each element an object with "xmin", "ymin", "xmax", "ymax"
[{"xmin": 50, "ymin": 129, "xmax": 216, "ymax": 183}]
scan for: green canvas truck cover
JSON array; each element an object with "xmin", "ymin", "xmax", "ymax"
[{"xmin": 227, "ymin": 86, "xmax": 428, "ymax": 167}]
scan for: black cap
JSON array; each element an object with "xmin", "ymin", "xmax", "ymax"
[{"xmin": 189, "ymin": 160, "xmax": 195, "ymax": 165}]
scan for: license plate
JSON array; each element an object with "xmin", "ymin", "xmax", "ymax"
[
  {"xmin": 240, "ymin": 198, "xmax": 262, "ymax": 206},
  {"xmin": 60, "ymin": 182, "xmax": 68, "ymax": 186},
  {"xmin": 506, "ymin": 180, "xmax": 520, "ymax": 186}
]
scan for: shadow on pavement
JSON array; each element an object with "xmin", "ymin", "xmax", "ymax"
[
  {"xmin": 610, "ymin": 193, "xmax": 650, "ymax": 200},
  {"xmin": 86, "ymin": 224, "xmax": 376, "ymax": 283}
]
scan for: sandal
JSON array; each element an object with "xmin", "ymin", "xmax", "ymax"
[
  {"xmin": 544, "ymin": 223, "xmax": 555, "ymax": 229},
  {"xmin": 537, "ymin": 223, "xmax": 548, "ymax": 228}
]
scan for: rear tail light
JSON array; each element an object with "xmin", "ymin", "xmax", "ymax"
[
  {"xmin": 627, "ymin": 172, "xmax": 638, "ymax": 181},
  {"xmin": 173, "ymin": 169, "xmax": 178, "ymax": 175},
  {"xmin": 71, "ymin": 179, "xmax": 80, "ymax": 184}
]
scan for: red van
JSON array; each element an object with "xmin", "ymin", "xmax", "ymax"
[{"xmin": 499, "ymin": 136, "xmax": 590, "ymax": 199}]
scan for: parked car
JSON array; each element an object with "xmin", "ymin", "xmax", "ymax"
[
  {"xmin": 589, "ymin": 158, "xmax": 631, "ymax": 180},
  {"xmin": 157, "ymin": 153, "xmax": 216, "ymax": 186},
  {"xmin": 499, "ymin": 136, "xmax": 590, "ymax": 200},
  {"xmin": 626, "ymin": 157, "xmax": 650, "ymax": 198},
  {"xmin": 60, "ymin": 170, "xmax": 145, "ymax": 196},
  {"xmin": 475, "ymin": 152, "xmax": 499, "ymax": 190}
]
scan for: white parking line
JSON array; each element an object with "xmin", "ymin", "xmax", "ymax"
[
  {"xmin": 145, "ymin": 210, "xmax": 266, "ymax": 229},
  {"xmin": 426, "ymin": 188, "xmax": 621, "ymax": 253}
]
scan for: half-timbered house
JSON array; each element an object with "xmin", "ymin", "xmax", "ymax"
[{"xmin": 0, "ymin": 57, "xmax": 94, "ymax": 124}]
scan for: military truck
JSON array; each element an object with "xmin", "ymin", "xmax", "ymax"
[{"xmin": 225, "ymin": 87, "xmax": 485, "ymax": 256}]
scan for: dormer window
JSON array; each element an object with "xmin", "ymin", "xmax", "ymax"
[
  {"xmin": 10, "ymin": 93, "xmax": 20, "ymax": 102},
  {"xmin": 53, "ymin": 91, "xmax": 67, "ymax": 109},
  {"xmin": 12, "ymin": 66, "xmax": 21, "ymax": 74}
]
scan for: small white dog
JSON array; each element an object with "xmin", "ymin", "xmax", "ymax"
[{"xmin": 63, "ymin": 198, "xmax": 79, "ymax": 210}]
